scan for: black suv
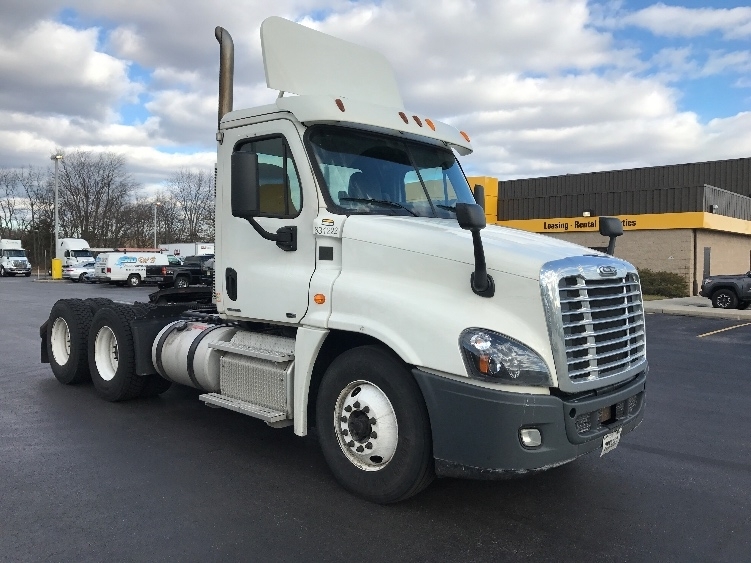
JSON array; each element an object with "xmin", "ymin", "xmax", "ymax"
[{"xmin": 699, "ymin": 271, "xmax": 751, "ymax": 309}]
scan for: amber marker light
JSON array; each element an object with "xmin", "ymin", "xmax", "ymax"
[
  {"xmin": 314, "ymin": 294, "xmax": 326, "ymax": 304},
  {"xmin": 425, "ymin": 118, "xmax": 436, "ymax": 131},
  {"xmin": 460, "ymin": 130, "xmax": 471, "ymax": 142},
  {"xmin": 335, "ymin": 99, "xmax": 345, "ymax": 112}
]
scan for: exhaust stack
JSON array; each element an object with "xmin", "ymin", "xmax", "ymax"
[{"xmin": 215, "ymin": 26, "xmax": 234, "ymax": 125}]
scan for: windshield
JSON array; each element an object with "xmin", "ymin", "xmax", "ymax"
[
  {"xmin": 71, "ymin": 249, "xmax": 92, "ymax": 258},
  {"xmin": 3, "ymin": 249, "xmax": 26, "ymax": 258},
  {"xmin": 307, "ymin": 126, "xmax": 475, "ymax": 218}
]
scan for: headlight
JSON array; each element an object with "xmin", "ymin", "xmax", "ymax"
[{"xmin": 459, "ymin": 328, "xmax": 553, "ymax": 386}]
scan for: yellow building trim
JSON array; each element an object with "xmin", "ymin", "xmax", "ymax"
[
  {"xmin": 466, "ymin": 176, "xmax": 499, "ymax": 222},
  {"xmin": 496, "ymin": 212, "xmax": 751, "ymax": 235}
]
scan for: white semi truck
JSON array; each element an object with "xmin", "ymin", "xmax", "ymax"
[
  {"xmin": 0, "ymin": 239, "xmax": 31, "ymax": 276},
  {"xmin": 40, "ymin": 18, "xmax": 647, "ymax": 503},
  {"xmin": 57, "ymin": 238, "xmax": 93, "ymax": 267}
]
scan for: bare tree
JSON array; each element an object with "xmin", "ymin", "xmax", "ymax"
[
  {"xmin": 167, "ymin": 169, "xmax": 215, "ymax": 242},
  {"xmin": 57, "ymin": 150, "xmax": 140, "ymax": 247}
]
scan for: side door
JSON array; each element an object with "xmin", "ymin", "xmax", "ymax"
[{"xmin": 218, "ymin": 119, "xmax": 317, "ymax": 323}]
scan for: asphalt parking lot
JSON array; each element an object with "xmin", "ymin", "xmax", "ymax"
[{"xmin": 1, "ymin": 277, "xmax": 750, "ymax": 562}]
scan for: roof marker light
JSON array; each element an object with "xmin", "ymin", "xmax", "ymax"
[
  {"xmin": 335, "ymin": 99, "xmax": 345, "ymax": 112},
  {"xmin": 460, "ymin": 130, "xmax": 471, "ymax": 142},
  {"xmin": 398, "ymin": 112, "xmax": 409, "ymax": 124},
  {"xmin": 412, "ymin": 116, "xmax": 422, "ymax": 127},
  {"xmin": 425, "ymin": 118, "xmax": 436, "ymax": 131}
]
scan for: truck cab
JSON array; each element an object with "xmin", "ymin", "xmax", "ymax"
[
  {"xmin": 0, "ymin": 239, "xmax": 31, "ymax": 277},
  {"xmin": 42, "ymin": 17, "xmax": 647, "ymax": 503},
  {"xmin": 57, "ymin": 238, "xmax": 93, "ymax": 268}
]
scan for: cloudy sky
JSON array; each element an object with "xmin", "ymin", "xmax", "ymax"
[{"xmin": 0, "ymin": 0, "xmax": 749, "ymax": 193}]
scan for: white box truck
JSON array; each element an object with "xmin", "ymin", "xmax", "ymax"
[
  {"xmin": 93, "ymin": 251, "xmax": 169, "ymax": 287},
  {"xmin": 40, "ymin": 18, "xmax": 647, "ymax": 503},
  {"xmin": 57, "ymin": 238, "xmax": 93, "ymax": 267},
  {"xmin": 0, "ymin": 239, "xmax": 31, "ymax": 276},
  {"xmin": 159, "ymin": 242, "xmax": 215, "ymax": 259}
]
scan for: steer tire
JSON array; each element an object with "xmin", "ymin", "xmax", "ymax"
[
  {"xmin": 174, "ymin": 276, "xmax": 190, "ymax": 289},
  {"xmin": 316, "ymin": 345, "xmax": 434, "ymax": 504},
  {"xmin": 47, "ymin": 299, "xmax": 93, "ymax": 385},
  {"xmin": 712, "ymin": 289, "xmax": 738, "ymax": 309},
  {"xmin": 88, "ymin": 305, "xmax": 145, "ymax": 401}
]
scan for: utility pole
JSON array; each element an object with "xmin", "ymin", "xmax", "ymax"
[
  {"xmin": 50, "ymin": 153, "xmax": 63, "ymax": 259},
  {"xmin": 154, "ymin": 201, "xmax": 161, "ymax": 248}
]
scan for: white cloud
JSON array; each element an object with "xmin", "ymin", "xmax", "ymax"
[
  {"xmin": 0, "ymin": 0, "xmax": 749, "ymax": 190},
  {"xmin": 620, "ymin": 4, "xmax": 751, "ymax": 39},
  {"xmin": 0, "ymin": 20, "xmax": 139, "ymax": 118}
]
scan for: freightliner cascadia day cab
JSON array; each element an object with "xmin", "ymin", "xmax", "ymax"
[
  {"xmin": 0, "ymin": 239, "xmax": 31, "ymax": 276},
  {"xmin": 40, "ymin": 18, "xmax": 648, "ymax": 503}
]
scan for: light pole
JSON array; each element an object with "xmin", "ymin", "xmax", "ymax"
[
  {"xmin": 50, "ymin": 153, "xmax": 63, "ymax": 257},
  {"xmin": 153, "ymin": 201, "xmax": 161, "ymax": 248}
]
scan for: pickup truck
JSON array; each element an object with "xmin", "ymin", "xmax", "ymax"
[
  {"xmin": 145, "ymin": 254, "xmax": 215, "ymax": 289},
  {"xmin": 700, "ymin": 271, "xmax": 751, "ymax": 309}
]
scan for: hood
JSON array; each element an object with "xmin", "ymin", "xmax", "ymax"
[{"xmin": 342, "ymin": 215, "xmax": 599, "ymax": 280}]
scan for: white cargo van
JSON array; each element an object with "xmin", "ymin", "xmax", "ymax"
[
  {"xmin": 94, "ymin": 251, "xmax": 168, "ymax": 287},
  {"xmin": 159, "ymin": 242, "xmax": 215, "ymax": 258},
  {"xmin": 57, "ymin": 238, "xmax": 93, "ymax": 267},
  {"xmin": 0, "ymin": 239, "xmax": 31, "ymax": 277}
]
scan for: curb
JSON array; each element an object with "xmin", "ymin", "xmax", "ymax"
[{"xmin": 643, "ymin": 302, "xmax": 751, "ymax": 321}]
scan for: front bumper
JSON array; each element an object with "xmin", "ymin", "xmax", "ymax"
[{"xmin": 413, "ymin": 368, "xmax": 646, "ymax": 478}]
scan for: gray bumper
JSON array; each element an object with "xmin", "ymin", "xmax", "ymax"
[{"xmin": 413, "ymin": 368, "xmax": 646, "ymax": 478}]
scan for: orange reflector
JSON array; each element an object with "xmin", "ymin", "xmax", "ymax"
[
  {"xmin": 412, "ymin": 115, "xmax": 422, "ymax": 127},
  {"xmin": 460, "ymin": 130, "xmax": 471, "ymax": 142},
  {"xmin": 314, "ymin": 294, "xmax": 326, "ymax": 304},
  {"xmin": 425, "ymin": 118, "xmax": 435, "ymax": 131},
  {"xmin": 478, "ymin": 354, "xmax": 489, "ymax": 374},
  {"xmin": 398, "ymin": 111, "xmax": 409, "ymax": 124},
  {"xmin": 335, "ymin": 99, "xmax": 345, "ymax": 112}
]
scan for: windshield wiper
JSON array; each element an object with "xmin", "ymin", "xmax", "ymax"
[
  {"xmin": 435, "ymin": 204, "xmax": 456, "ymax": 213},
  {"xmin": 340, "ymin": 197, "xmax": 418, "ymax": 217}
]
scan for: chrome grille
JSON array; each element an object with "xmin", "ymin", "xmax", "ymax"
[{"xmin": 558, "ymin": 273, "xmax": 645, "ymax": 382}]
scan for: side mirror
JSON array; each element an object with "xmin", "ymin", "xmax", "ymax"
[
  {"xmin": 456, "ymin": 202, "xmax": 486, "ymax": 231},
  {"xmin": 456, "ymin": 203, "xmax": 494, "ymax": 298},
  {"xmin": 231, "ymin": 151, "xmax": 260, "ymax": 219},
  {"xmin": 599, "ymin": 216, "xmax": 623, "ymax": 256}
]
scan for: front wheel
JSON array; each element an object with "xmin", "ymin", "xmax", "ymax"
[
  {"xmin": 174, "ymin": 276, "xmax": 189, "ymax": 289},
  {"xmin": 316, "ymin": 345, "xmax": 434, "ymax": 503},
  {"xmin": 25, "ymin": 272, "xmax": 31, "ymax": 277},
  {"xmin": 0, "ymin": 266, "xmax": 5, "ymax": 277},
  {"xmin": 712, "ymin": 289, "xmax": 738, "ymax": 309}
]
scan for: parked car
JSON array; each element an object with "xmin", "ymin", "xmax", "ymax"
[
  {"xmin": 699, "ymin": 271, "xmax": 751, "ymax": 309},
  {"xmin": 62, "ymin": 260, "xmax": 96, "ymax": 282},
  {"xmin": 145, "ymin": 254, "xmax": 215, "ymax": 288}
]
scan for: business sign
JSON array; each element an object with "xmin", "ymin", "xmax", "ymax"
[{"xmin": 496, "ymin": 212, "xmax": 751, "ymax": 235}]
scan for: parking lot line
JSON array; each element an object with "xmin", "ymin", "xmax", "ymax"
[{"xmin": 696, "ymin": 322, "xmax": 751, "ymax": 338}]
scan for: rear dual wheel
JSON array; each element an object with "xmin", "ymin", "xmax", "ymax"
[{"xmin": 47, "ymin": 299, "xmax": 93, "ymax": 384}]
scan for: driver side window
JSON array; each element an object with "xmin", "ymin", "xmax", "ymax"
[{"xmin": 238, "ymin": 136, "xmax": 302, "ymax": 218}]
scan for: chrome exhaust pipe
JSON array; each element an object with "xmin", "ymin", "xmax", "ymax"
[{"xmin": 215, "ymin": 26, "xmax": 234, "ymax": 125}]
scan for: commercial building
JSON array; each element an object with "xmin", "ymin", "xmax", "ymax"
[{"xmin": 470, "ymin": 157, "xmax": 751, "ymax": 295}]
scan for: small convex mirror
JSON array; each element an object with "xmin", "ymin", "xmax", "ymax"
[{"xmin": 231, "ymin": 151, "xmax": 260, "ymax": 219}]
